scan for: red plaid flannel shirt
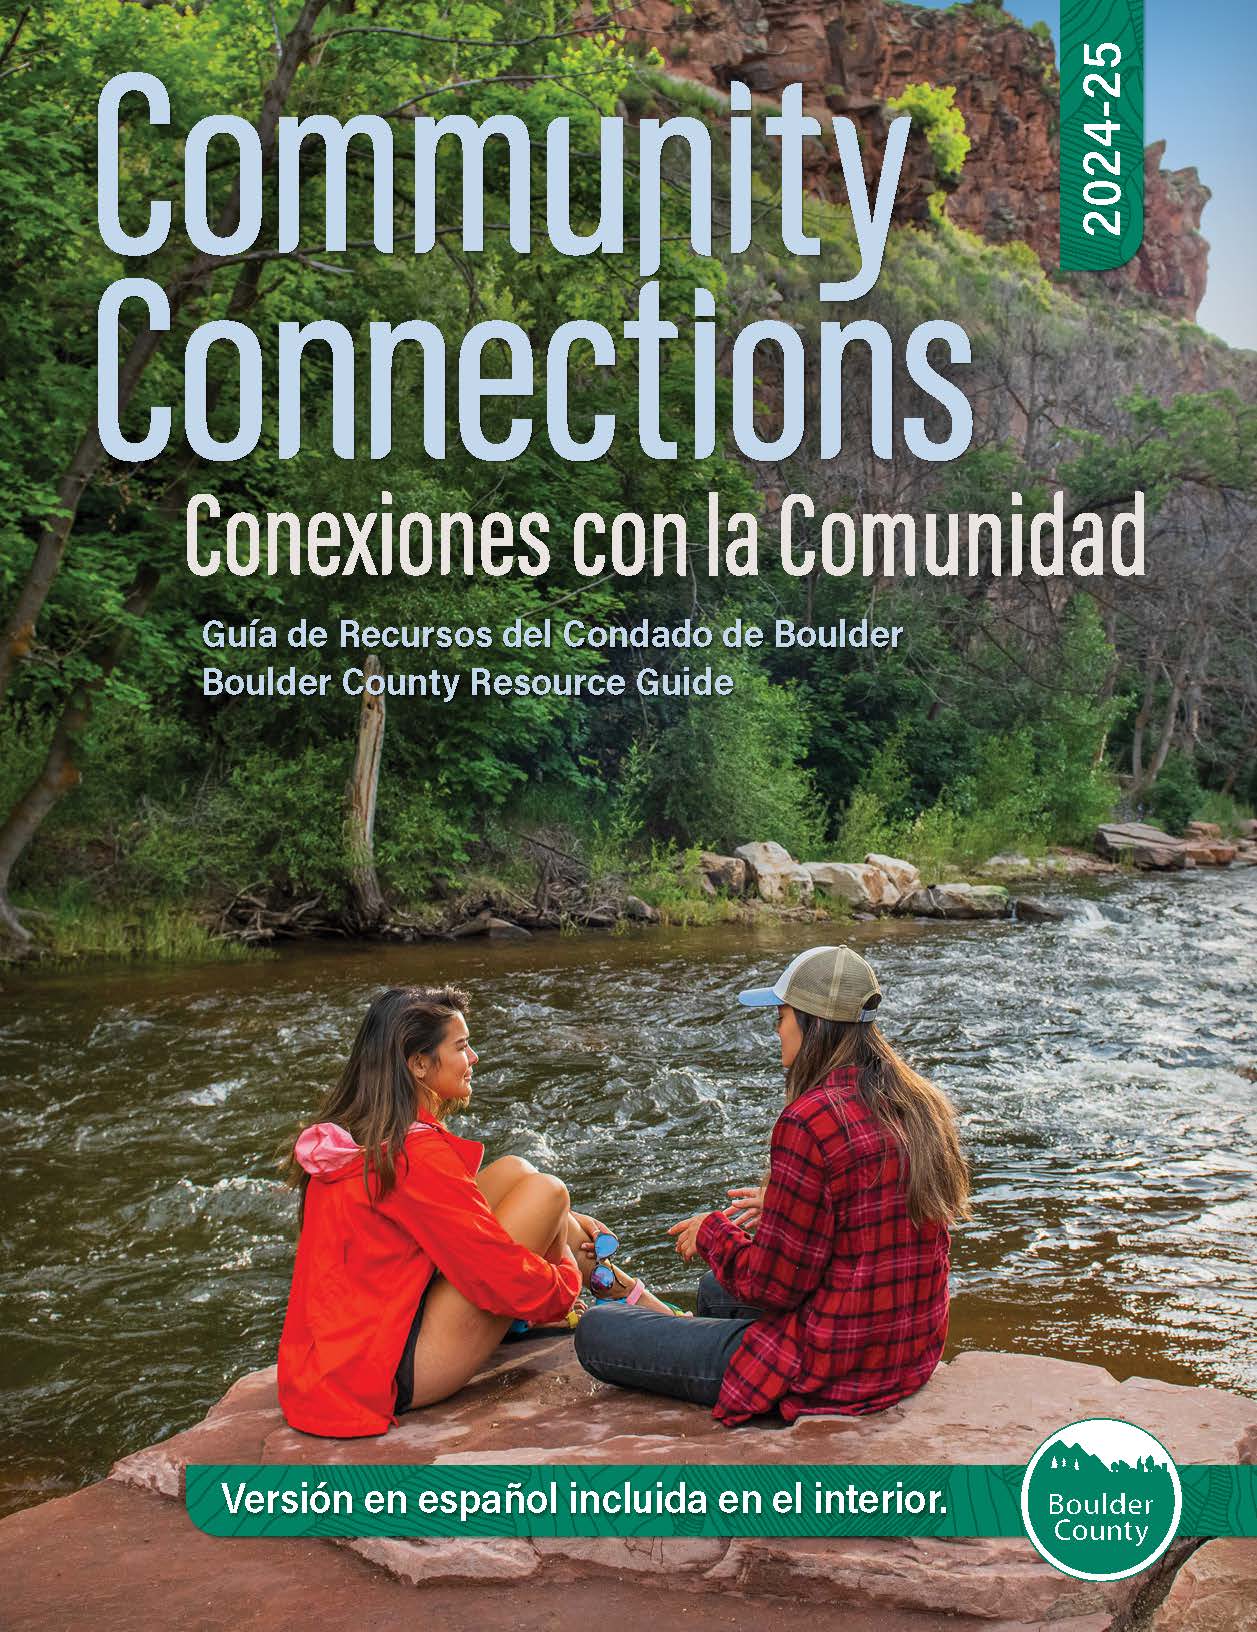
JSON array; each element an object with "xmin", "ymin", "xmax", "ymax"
[{"xmin": 695, "ymin": 1066, "xmax": 951, "ymax": 1426}]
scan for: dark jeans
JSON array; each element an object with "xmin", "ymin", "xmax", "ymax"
[{"xmin": 574, "ymin": 1271, "xmax": 760, "ymax": 1407}]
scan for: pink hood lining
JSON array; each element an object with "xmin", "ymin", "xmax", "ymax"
[{"xmin": 294, "ymin": 1119, "xmax": 426, "ymax": 1178}]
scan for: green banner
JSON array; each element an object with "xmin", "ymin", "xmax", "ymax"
[
  {"xmin": 186, "ymin": 1463, "xmax": 1257, "ymax": 1540},
  {"xmin": 1060, "ymin": 0, "xmax": 1144, "ymax": 269}
]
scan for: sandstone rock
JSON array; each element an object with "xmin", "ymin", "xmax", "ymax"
[
  {"xmin": 899, "ymin": 884, "xmax": 1011, "ymax": 920},
  {"xmin": 734, "ymin": 841, "xmax": 814, "ymax": 904},
  {"xmin": 1185, "ymin": 821, "xmax": 1223, "ymax": 840},
  {"xmin": 696, "ymin": 851, "xmax": 747, "ymax": 894},
  {"xmin": 1012, "ymin": 896, "xmax": 1064, "ymax": 923},
  {"xmin": 1094, "ymin": 823, "xmax": 1188, "ymax": 870},
  {"xmin": 346, "ymin": 1535, "xmax": 539, "ymax": 1585},
  {"xmin": 1239, "ymin": 820, "xmax": 1257, "ymax": 840},
  {"xmin": 864, "ymin": 853, "xmax": 920, "ymax": 895},
  {"xmin": 983, "ymin": 852, "xmax": 1033, "ymax": 872},
  {"xmin": 101, "ymin": 1342, "xmax": 1257, "ymax": 1625},
  {"xmin": 1149, "ymin": 1538, "xmax": 1257, "ymax": 1632},
  {"xmin": 624, "ymin": 895, "xmax": 660, "ymax": 923},
  {"xmin": 806, "ymin": 861, "xmax": 898, "ymax": 911},
  {"xmin": 1183, "ymin": 841, "xmax": 1237, "ymax": 867}
]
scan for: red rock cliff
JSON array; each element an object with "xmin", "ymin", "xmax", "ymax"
[{"xmin": 624, "ymin": 0, "xmax": 1210, "ymax": 319}]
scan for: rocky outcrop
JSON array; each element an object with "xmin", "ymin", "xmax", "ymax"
[
  {"xmin": 85, "ymin": 1342, "xmax": 1257, "ymax": 1625},
  {"xmin": 624, "ymin": 0, "xmax": 1211, "ymax": 317},
  {"xmin": 1099, "ymin": 144, "xmax": 1212, "ymax": 321}
]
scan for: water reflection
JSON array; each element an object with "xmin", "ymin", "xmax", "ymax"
[{"xmin": 1, "ymin": 867, "xmax": 1254, "ymax": 1514}]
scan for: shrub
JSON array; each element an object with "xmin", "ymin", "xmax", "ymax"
[
  {"xmin": 886, "ymin": 83, "xmax": 971, "ymax": 183},
  {"xmin": 630, "ymin": 664, "xmax": 825, "ymax": 857},
  {"xmin": 1149, "ymin": 752, "xmax": 1202, "ymax": 836}
]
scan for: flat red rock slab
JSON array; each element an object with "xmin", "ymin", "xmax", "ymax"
[
  {"xmin": 7, "ymin": 1478, "xmax": 1109, "ymax": 1632},
  {"xmin": 102, "ymin": 1343, "xmax": 1257, "ymax": 1622}
]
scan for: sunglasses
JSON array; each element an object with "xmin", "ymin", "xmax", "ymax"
[{"xmin": 588, "ymin": 1229, "xmax": 620, "ymax": 1295}]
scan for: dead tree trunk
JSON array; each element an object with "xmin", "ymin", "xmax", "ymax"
[
  {"xmin": 345, "ymin": 654, "xmax": 386, "ymax": 931},
  {"xmin": 0, "ymin": 566, "xmax": 160, "ymax": 953},
  {"xmin": 0, "ymin": 0, "xmax": 331, "ymax": 707}
]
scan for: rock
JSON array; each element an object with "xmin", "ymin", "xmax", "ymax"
[
  {"xmin": 1012, "ymin": 896, "xmax": 1064, "ymax": 923},
  {"xmin": 624, "ymin": 2, "xmax": 1211, "ymax": 319},
  {"xmin": 899, "ymin": 884, "xmax": 1011, "ymax": 920},
  {"xmin": 1185, "ymin": 821, "xmax": 1224, "ymax": 840},
  {"xmin": 1234, "ymin": 842, "xmax": 1257, "ymax": 867},
  {"xmin": 696, "ymin": 852, "xmax": 747, "ymax": 894},
  {"xmin": 806, "ymin": 861, "xmax": 898, "ymax": 911},
  {"xmin": 1094, "ymin": 823, "xmax": 1188, "ymax": 870},
  {"xmin": 1239, "ymin": 819, "xmax": 1257, "ymax": 840},
  {"xmin": 1149, "ymin": 1539, "xmax": 1257, "ymax": 1632},
  {"xmin": 864, "ymin": 854, "xmax": 920, "ymax": 895},
  {"xmin": 448, "ymin": 911, "xmax": 493, "ymax": 938},
  {"xmin": 624, "ymin": 895, "xmax": 660, "ymax": 923},
  {"xmin": 1183, "ymin": 841, "xmax": 1237, "ymax": 867},
  {"xmin": 99, "ymin": 1343, "xmax": 1257, "ymax": 1625},
  {"xmin": 984, "ymin": 852, "xmax": 1033, "ymax": 872},
  {"xmin": 734, "ymin": 842, "xmax": 814, "ymax": 904},
  {"xmin": 485, "ymin": 917, "xmax": 532, "ymax": 940}
]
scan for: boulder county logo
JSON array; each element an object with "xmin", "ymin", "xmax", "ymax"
[{"xmin": 1020, "ymin": 1418, "xmax": 1182, "ymax": 1581}]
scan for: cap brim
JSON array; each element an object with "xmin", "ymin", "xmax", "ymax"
[{"xmin": 737, "ymin": 986, "xmax": 781, "ymax": 1008}]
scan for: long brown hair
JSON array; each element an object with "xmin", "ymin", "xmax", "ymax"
[
  {"xmin": 786, "ymin": 1008, "xmax": 971, "ymax": 1228},
  {"xmin": 286, "ymin": 984, "xmax": 470, "ymax": 1217}
]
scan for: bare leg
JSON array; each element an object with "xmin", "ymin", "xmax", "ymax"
[
  {"xmin": 404, "ymin": 1159, "xmax": 680, "ymax": 1409},
  {"xmin": 479, "ymin": 1158, "xmax": 678, "ymax": 1312},
  {"xmin": 404, "ymin": 1165, "xmax": 573, "ymax": 1408}
]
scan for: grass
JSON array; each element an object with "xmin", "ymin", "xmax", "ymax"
[{"xmin": 18, "ymin": 890, "xmax": 256, "ymax": 965}]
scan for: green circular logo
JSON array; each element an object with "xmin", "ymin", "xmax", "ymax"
[{"xmin": 1020, "ymin": 1418, "xmax": 1182, "ymax": 1581}]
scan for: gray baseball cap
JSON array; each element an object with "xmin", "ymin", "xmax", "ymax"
[{"xmin": 738, "ymin": 945, "xmax": 882, "ymax": 1023}]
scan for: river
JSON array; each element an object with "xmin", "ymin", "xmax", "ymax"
[{"xmin": 2, "ymin": 867, "xmax": 1254, "ymax": 1516}]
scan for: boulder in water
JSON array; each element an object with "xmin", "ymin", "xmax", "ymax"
[
  {"xmin": 1094, "ymin": 822, "xmax": 1188, "ymax": 869},
  {"xmin": 734, "ymin": 842, "xmax": 814, "ymax": 904},
  {"xmin": 899, "ymin": 884, "xmax": 1011, "ymax": 920},
  {"xmin": 1012, "ymin": 896, "xmax": 1064, "ymax": 923},
  {"xmin": 624, "ymin": 895, "xmax": 660, "ymax": 923}
]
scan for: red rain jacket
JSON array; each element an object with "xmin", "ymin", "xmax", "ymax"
[{"xmin": 278, "ymin": 1110, "xmax": 582, "ymax": 1437}]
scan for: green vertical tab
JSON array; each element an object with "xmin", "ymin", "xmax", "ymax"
[{"xmin": 1059, "ymin": 0, "xmax": 1144, "ymax": 270}]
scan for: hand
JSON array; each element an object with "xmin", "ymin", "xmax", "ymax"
[
  {"xmin": 667, "ymin": 1212, "xmax": 712, "ymax": 1263},
  {"xmin": 572, "ymin": 1212, "xmax": 610, "ymax": 1260},
  {"xmin": 725, "ymin": 1185, "xmax": 765, "ymax": 1230}
]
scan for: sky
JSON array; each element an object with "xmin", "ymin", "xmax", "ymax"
[{"xmin": 912, "ymin": 0, "xmax": 1256, "ymax": 350}]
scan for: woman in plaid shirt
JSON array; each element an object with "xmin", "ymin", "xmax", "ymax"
[{"xmin": 575, "ymin": 945, "xmax": 971, "ymax": 1425}]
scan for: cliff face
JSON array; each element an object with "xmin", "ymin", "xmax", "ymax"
[{"xmin": 625, "ymin": 0, "xmax": 1210, "ymax": 319}]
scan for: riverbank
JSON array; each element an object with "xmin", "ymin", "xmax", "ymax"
[
  {"xmin": 3, "ymin": 1338, "xmax": 1254, "ymax": 1631},
  {"xmin": 13, "ymin": 815, "xmax": 1256, "ymax": 966}
]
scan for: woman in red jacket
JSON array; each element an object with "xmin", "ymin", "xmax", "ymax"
[
  {"xmin": 278, "ymin": 984, "xmax": 671, "ymax": 1438},
  {"xmin": 575, "ymin": 945, "xmax": 971, "ymax": 1424}
]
